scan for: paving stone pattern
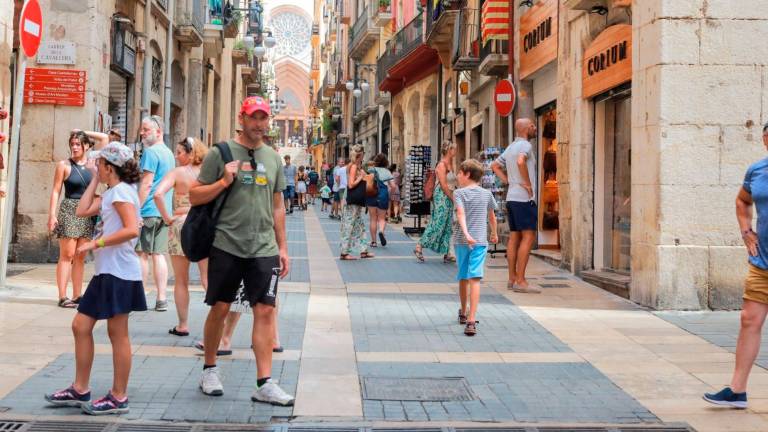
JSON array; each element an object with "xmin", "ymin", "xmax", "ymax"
[
  {"xmin": 94, "ymin": 292, "xmax": 309, "ymax": 350},
  {"xmin": 358, "ymin": 362, "xmax": 659, "ymax": 423},
  {"xmin": 349, "ymin": 294, "xmax": 570, "ymax": 353},
  {"xmin": 0, "ymin": 354, "xmax": 297, "ymax": 423},
  {"xmin": 656, "ymin": 311, "xmax": 768, "ymax": 368}
]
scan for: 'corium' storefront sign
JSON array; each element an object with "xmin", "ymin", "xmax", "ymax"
[
  {"xmin": 582, "ymin": 24, "xmax": 632, "ymax": 98},
  {"xmin": 519, "ymin": 0, "xmax": 558, "ymax": 79}
]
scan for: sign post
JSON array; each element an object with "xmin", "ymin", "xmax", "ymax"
[
  {"xmin": 508, "ymin": 0, "xmax": 515, "ymax": 147},
  {"xmin": 0, "ymin": 0, "xmax": 42, "ymax": 287}
]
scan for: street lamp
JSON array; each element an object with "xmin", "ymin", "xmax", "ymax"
[{"xmin": 264, "ymin": 31, "xmax": 276, "ymax": 48}]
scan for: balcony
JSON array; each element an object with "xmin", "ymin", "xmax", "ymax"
[
  {"xmin": 451, "ymin": 8, "xmax": 480, "ymax": 71},
  {"xmin": 232, "ymin": 48, "xmax": 249, "ymax": 66},
  {"xmin": 425, "ymin": 0, "xmax": 462, "ymax": 57},
  {"xmin": 322, "ymin": 73, "xmax": 336, "ymax": 98},
  {"xmin": 348, "ymin": 7, "xmax": 378, "ymax": 60},
  {"xmin": 156, "ymin": 0, "xmax": 168, "ymax": 10},
  {"xmin": 312, "ymin": 23, "xmax": 321, "ymax": 47},
  {"xmin": 478, "ymin": 39, "xmax": 509, "ymax": 76},
  {"xmin": 374, "ymin": 1, "xmax": 392, "ymax": 27},
  {"xmin": 175, "ymin": 0, "xmax": 204, "ymax": 48},
  {"xmin": 377, "ymin": 12, "xmax": 439, "ymax": 95}
]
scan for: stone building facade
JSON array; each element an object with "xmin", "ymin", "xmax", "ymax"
[{"xmin": 6, "ymin": 0, "xmax": 245, "ymax": 262}]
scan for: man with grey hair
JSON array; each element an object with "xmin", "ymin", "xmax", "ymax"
[{"xmin": 137, "ymin": 115, "xmax": 176, "ymax": 311}]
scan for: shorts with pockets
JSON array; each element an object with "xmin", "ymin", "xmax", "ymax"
[
  {"xmin": 205, "ymin": 247, "xmax": 280, "ymax": 307},
  {"xmin": 506, "ymin": 201, "xmax": 538, "ymax": 232},
  {"xmin": 455, "ymin": 244, "xmax": 488, "ymax": 280},
  {"xmin": 136, "ymin": 217, "xmax": 169, "ymax": 254}
]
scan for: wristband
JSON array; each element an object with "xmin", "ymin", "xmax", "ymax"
[
  {"xmin": 743, "ymin": 228, "xmax": 754, "ymax": 236},
  {"xmin": 96, "ymin": 238, "xmax": 105, "ymax": 248}
]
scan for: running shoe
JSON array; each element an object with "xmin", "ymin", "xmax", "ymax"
[
  {"xmin": 82, "ymin": 392, "xmax": 129, "ymax": 415},
  {"xmin": 251, "ymin": 379, "xmax": 295, "ymax": 406},
  {"xmin": 703, "ymin": 387, "xmax": 747, "ymax": 409},
  {"xmin": 44, "ymin": 386, "xmax": 91, "ymax": 407},
  {"xmin": 200, "ymin": 367, "xmax": 224, "ymax": 396}
]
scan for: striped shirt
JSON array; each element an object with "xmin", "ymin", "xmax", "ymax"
[{"xmin": 452, "ymin": 185, "xmax": 498, "ymax": 245}]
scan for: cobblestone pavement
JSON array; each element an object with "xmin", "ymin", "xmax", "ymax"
[{"xmin": 0, "ymin": 204, "xmax": 767, "ymax": 431}]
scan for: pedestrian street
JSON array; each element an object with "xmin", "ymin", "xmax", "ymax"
[{"xmin": 0, "ymin": 204, "xmax": 763, "ymax": 431}]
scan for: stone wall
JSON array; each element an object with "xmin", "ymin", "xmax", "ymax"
[
  {"xmin": 632, "ymin": 0, "xmax": 768, "ymax": 309},
  {"xmin": 0, "ymin": 1, "xmax": 14, "ymax": 245}
]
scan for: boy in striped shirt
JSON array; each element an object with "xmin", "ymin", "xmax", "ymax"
[{"xmin": 453, "ymin": 159, "xmax": 498, "ymax": 336}]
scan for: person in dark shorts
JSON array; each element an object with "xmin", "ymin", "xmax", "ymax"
[
  {"xmin": 189, "ymin": 96, "xmax": 294, "ymax": 406},
  {"xmin": 491, "ymin": 118, "xmax": 541, "ymax": 294}
]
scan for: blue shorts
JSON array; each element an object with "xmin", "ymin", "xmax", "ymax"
[
  {"xmin": 455, "ymin": 244, "xmax": 488, "ymax": 280},
  {"xmin": 506, "ymin": 200, "xmax": 537, "ymax": 232},
  {"xmin": 365, "ymin": 186, "xmax": 390, "ymax": 210},
  {"xmin": 283, "ymin": 185, "xmax": 295, "ymax": 200}
]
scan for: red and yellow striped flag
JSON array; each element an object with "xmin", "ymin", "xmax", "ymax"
[{"xmin": 481, "ymin": 0, "xmax": 509, "ymax": 44}]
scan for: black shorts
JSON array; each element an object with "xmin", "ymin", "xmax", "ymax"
[
  {"xmin": 205, "ymin": 247, "xmax": 280, "ymax": 307},
  {"xmin": 506, "ymin": 201, "xmax": 538, "ymax": 232}
]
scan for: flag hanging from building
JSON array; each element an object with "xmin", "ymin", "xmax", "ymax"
[{"xmin": 481, "ymin": 0, "xmax": 509, "ymax": 44}]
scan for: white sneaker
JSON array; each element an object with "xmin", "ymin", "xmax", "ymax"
[
  {"xmin": 251, "ymin": 379, "xmax": 295, "ymax": 406},
  {"xmin": 199, "ymin": 367, "xmax": 224, "ymax": 396}
]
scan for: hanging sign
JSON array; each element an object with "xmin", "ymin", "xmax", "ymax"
[
  {"xmin": 519, "ymin": 0, "xmax": 558, "ymax": 79},
  {"xmin": 582, "ymin": 24, "xmax": 632, "ymax": 99}
]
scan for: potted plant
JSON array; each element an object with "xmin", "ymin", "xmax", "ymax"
[{"xmin": 379, "ymin": 0, "xmax": 390, "ymax": 12}]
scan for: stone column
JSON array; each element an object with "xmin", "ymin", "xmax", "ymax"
[
  {"xmin": 14, "ymin": 0, "xmax": 114, "ymax": 262},
  {"xmin": 186, "ymin": 46, "xmax": 203, "ymax": 139}
]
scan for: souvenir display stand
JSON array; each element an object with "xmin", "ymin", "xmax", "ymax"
[
  {"xmin": 480, "ymin": 146, "xmax": 508, "ymax": 257},
  {"xmin": 403, "ymin": 145, "xmax": 432, "ymax": 234}
]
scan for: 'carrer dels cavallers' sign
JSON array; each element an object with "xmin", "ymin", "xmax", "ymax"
[{"xmin": 582, "ymin": 24, "xmax": 632, "ymax": 99}]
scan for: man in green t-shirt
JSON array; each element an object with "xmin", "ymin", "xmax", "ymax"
[{"xmin": 189, "ymin": 96, "xmax": 294, "ymax": 406}]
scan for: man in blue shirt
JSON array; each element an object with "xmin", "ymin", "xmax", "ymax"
[{"xmin": 137, "ymin": 115, "xmax": 176, "ymax": 312}]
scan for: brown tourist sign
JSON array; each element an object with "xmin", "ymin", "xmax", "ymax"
[
  {"xmin": 519, "ymin": 0, "xmax": 558, "ymax": 80},
  {"xmin": 582, "ymin": 24, "xmax": 632, "ymax": 99}
]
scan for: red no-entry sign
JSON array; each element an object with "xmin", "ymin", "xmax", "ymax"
[
  {"xmin": 20, "ymin": 0, "xmax": 43, "ymax": 58},
  {"xmin": 494, "ymin": 79, "xmax": 516, "ymax": 117}
]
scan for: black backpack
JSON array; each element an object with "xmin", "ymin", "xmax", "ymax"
[{"xmin": 181, "ymin": 142, "xmax": 234, "ymax": 262}]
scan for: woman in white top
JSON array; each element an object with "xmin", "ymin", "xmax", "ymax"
[{"xmin": 45, "ymin": 142, "xmax": 147, "ymax": 416}]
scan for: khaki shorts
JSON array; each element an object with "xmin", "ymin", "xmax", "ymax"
[
  {"xmin": 167, "ymin": 215, "xmax": 186, "ymax": 256},
  {"xmin": 744, "ymin": 264, "xmax": 768, "ymax": 305},
  {"xmin": 136, "ymin": 217, "xmax": 169, "ymax": 255}
]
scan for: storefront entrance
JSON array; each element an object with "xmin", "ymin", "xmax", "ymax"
[
  {"xmin": 536, "ymin": 103, "xmax": 558, "ymax": 249},
  {"xmin": 594, "ymin": 90, "xmax": 631, "ymax": 273}
]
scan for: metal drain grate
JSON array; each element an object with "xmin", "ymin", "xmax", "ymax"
[
  {"xmin": 539, "ymin": 283, "xmax": 570, "ymax": 288},
  {"xmin": 26, "ymin": 421, "xmax": 108, "ymax": 432},
  {"xmin": 455, "ymin": 429, "xmax": 526, "ymax": 432},
  {"xmin": 371, "ymin": 429, "xmax": 443, "ymax": 432},
  {"xmin": 115, "ymin": 424, "xmax": 192, "ymax": 432},
  {"xmin": 288, "ymin": 429, "xmax": 358, "ymax": 432},
  {"xmin": 361, "ymin": 377, "xmax": 475, "ymax": 402},
  {"xmin": 0, "ymin": 422, "xmax": 24, "ymax": 431}
]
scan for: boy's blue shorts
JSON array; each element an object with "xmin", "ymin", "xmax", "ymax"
[{"xmin": 455, "ymin": 244, "xmax": 488, "ymax": 280}]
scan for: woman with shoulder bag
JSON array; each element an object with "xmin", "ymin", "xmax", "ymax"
[
  {"xmin": 339, "ymin": 145, "xmax": 374, "ymax": 260},
  {"xmin": 414, "ymin": 140, "xmax": 458, "ymax": 263},
  {"xmin": 366, "ymin": 153, "xmax": 394, "ymax": 247},
  {"xmin": 48, "ymin": 131, "xmax": 96, "ymax": 308}
]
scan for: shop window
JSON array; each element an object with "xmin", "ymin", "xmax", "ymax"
[
  {"xmin": 151, "ymin": 57, "xmax": 162, "ymax": 96},
  {"xmin": 537, "ymin": 105, "xmax": 559, "ymax": 248}
]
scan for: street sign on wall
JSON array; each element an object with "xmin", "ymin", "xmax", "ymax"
[
  {"xmin": 19, "ymin": 0, "xmax": 42, "ymax": 57},
  {"xmin": 24, "ymin": 68, "xmax": 86, "ymax": 106},
  {"xmin": 36, "ymin": 41, "xmax": 76, "ymax": 65},
  {"xmin": 494, "ymin": 79, "xmax": 516, "ymax": 117}
]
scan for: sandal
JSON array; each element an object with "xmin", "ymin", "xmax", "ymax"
[
  {"xmin": 361, "ymin": 252, "xmax": 375, "ymax": 259},
  {"xmin": 370, "ymin": 241, "xmax": 377, "ymax": 248},
  {"xmin": 458, "ymin": 309, "xmax": 467, "ymax": 325},
  {"xmin": 413, "ymin": 247, "xmax": 425, "ymax": 263},
  {"xmin": 464, "ymin": 321, "xmax": 478, "ymax": 336},
  {"xmin": 58, "ymin": 297, "xmax": 76, "ymax": 308},
  {"xmin": 72, "ymin": 296, "xmax": 83, "ymax": 304},
  {"xmin": 443, "ymin": 254, "xmax": 457, "ymax": 263},
  {"xmin": 193, "ymin": 341, "xmax": 232, "ymax": 356},
  {"xmin": 340, "ymin": 254, "xmax": 358, "ymax": 260},
  {"xmin": 168, "ymin": 327, "xmax": 189, "ymax": 337}
]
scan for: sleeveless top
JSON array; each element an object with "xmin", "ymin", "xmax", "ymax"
[{"xmin": 63, "ymin": 159, "xmax": 92, "ymax": 199}]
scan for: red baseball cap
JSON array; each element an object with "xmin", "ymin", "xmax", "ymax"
[{"xmin": 240, "ymin": 96, "xmax": 271, "ymax": 116}]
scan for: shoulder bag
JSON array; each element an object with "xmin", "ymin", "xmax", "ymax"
[{"xmin": 181, "ymin": 142, "xmax": 234, "ymax": 262}]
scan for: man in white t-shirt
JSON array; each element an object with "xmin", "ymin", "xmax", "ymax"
[
  {"xmin": 491, "ymin": 118, "xmax": 541, "ymax": 294},
  {"xmin": 331, "ymin": 158, "xmax": 346, "ymax": 219}
]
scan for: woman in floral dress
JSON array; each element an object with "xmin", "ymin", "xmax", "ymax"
[
  {"xmin": 339, "ymin": 144, "xmax": 374, "ymax": 260},
  {"xmin": 414, "ymin": 140, "xmax": 457, "ymax": 263}
]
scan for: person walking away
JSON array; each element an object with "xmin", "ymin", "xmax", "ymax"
[
  {"xmin": 452, "ymin": 159, "xmax": 498, "ymax": 336},
  {"xmin": 283, "ymin": 155, "xmax": 297, "ymax": 214},
  {"xmin": 491, "ymin": 118, "xmax": 541, "ymax": 294},
  {"xmin": 703, "ymin": 122, "xmax": 768, "ymax": 409},
  {"xmin": 190, "ymin": 96, "xmax": 294, "ymax": 405},
  {"xmin": 339, "ymin": 146, "xmax": 374, "ymax": 260},
  {"xmin": 320, "ymin": 183, "xmax": 332, "ymax": 212},
  {"xmin": 153, "ymin": 138, "xmax": 209, "ymax": 337},
  {"xmin": 296, "ymin": 166, "xmax": 308, "ymax": 210},
  {"xmin": 45, "ymin": 142, "xmax": 146, "ymax": 415},
  {"xmin": 136, "ymin": 116, "xmax": 176, "ymax": 310},
  {"xmin": 389, "ymin": 164, "xmax": 402, "ymax": 223},
  {"xmin": 307, "ymin": 166, "xmax": 319, "ymax": 205},
  {"xmin": 366, "ymin": 154, "xmax": 394, "ymax": 247},
  {"xmin": 414, "ymin": 140, "xmax": 458, "ymax": 263},
  {"xmin": 332, "ymin": 158, "xmax": 347, "ymax": 219},
  {"xmin": 48, "ymin": 131, "xmax": 96, "ymax": 308}
]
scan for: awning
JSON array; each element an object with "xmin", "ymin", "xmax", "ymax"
[{"xmin": 481, "ymin": 0, "xmax": 509, "ymax": 44}]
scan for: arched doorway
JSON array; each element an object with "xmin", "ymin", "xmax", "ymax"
[{"xmin": 381, "ymin": 111, "xmax": 391, "ymax": 158}]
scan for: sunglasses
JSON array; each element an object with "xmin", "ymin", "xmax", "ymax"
[{"xmin": 179, "ymin": 137, "xmax": 193, "ymax": 152}]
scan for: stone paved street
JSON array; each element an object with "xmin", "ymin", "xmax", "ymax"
[{"xmin": 0, "ymin": 205, "xmax": 766, "ymax": 431}]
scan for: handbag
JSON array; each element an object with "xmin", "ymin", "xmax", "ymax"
[
  {"xmin": 181, "ymin": 142, "xmax": 234, "ymax": 262},
  {"xmin": 347, "ymin": 180, "xmax": 366, "ymax": 206},
  {"xmin": 423, "ymin": 167, "xmax": 437, "ymax": 201},
  {"xmin": 365, "ymin": 170, "xmax": 378, "ymax": 198}
]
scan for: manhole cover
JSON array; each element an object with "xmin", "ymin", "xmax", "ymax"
[{"xmin": 361, "ymin": 377, "xmax": 475, "ymax": 401}]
